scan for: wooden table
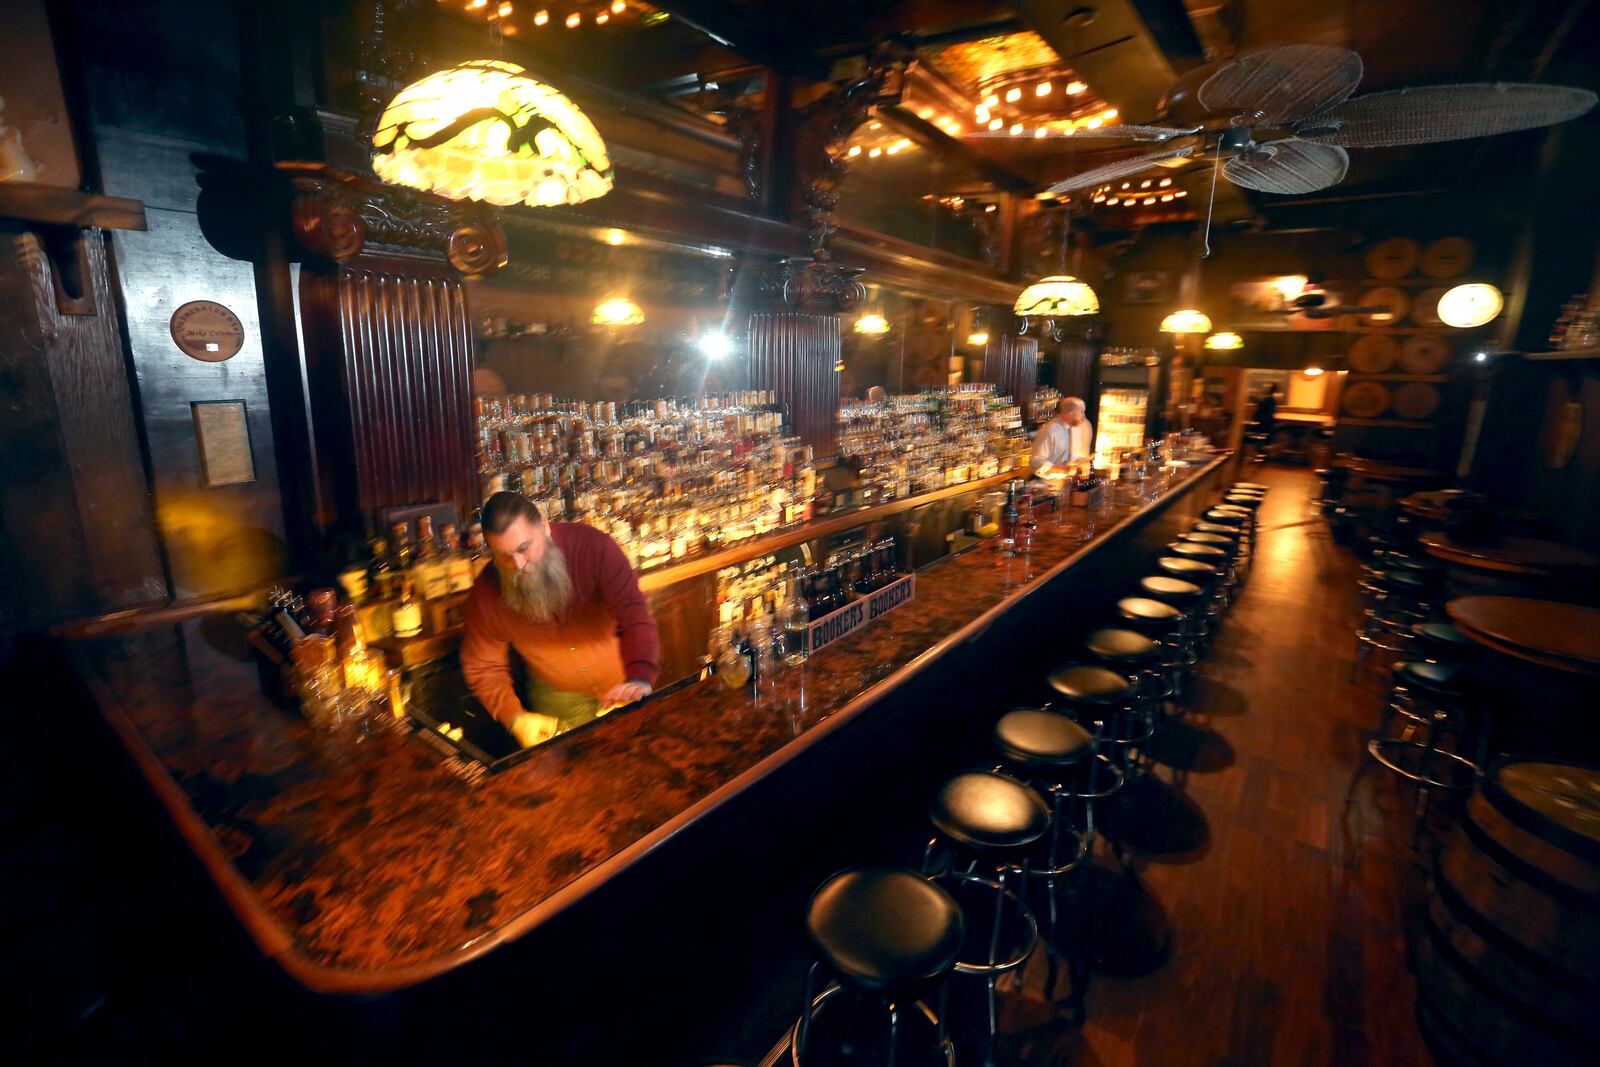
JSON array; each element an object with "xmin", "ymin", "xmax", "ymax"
[
  {"xmin": 1448, "ymin": 596, "xmax": 1600, "ymax": 677},
  {"xmin": 1398, "ymin": 489, "xmax": 1480, "ymax": 524},
  {"xmin": 1420, "ymin": 532, "xmax": 1600, "ymax": 579},
  {"xmin": 1340, "ymin": 458, "xmax": 1443, "ymax": 483}
]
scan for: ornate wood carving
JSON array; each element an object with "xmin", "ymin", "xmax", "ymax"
[
  {"xmin": 748, "ymin": 256, "xmax": 867, "ymax": 313},
  {"xmin": 709, "ymin": 104, "xmax": 764, "ymax": 201},
  {"xmin": 287, "ymin": 170, "xmax": 508, "ymax": 279},
  {"xmin": 792, "ymin": 43, "xmax": 912, "ymax": 259},
  {"xmin": 981, "ymin": 332, "xmax": 1040, "ymax": 422}
]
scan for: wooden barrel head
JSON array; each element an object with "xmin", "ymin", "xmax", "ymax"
[
  {"xmin": 1365, "ymin": 237, "xmax": 1421, "ymax": 279},
  {"xmin": 1392, "ymin": 382, "xmax": 1442, "ymax": 420},
  {"xmin": 1400, "ymin": 334, "xmax": 1451, "ymax": 374},
  {"xmin": 1413, "ymin": 287, "xmax": 1448, "ymax": 328},
  {"xmin": 1350, "ymin": 333, "xmax": 1399, "ymax": 374},
  {"xmin": 1359, "ymin": 286, "xmax": 1409, "ymax": 326},
  {"xmin": 1341, "ymin": 380, "xmax": 1390, "ymax": 418},
  {"xmin": 1422, "ymin": 236, "xmax": 1476, "ymax": 278}
]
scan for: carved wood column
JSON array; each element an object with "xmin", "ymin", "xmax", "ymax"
[
  {"xmin": 744, "ymin": 257, "xmax": 869, "ymax": 460},
  {"xmin": 287, "ymin": 167, "xmax": 507, "ymax": 536},
  {"xmin": 980, "ymin": 332, "xmax": 1039, "ymax": 421}
]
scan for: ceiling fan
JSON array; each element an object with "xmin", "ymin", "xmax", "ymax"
[{"xmin": 964, "ymin": 45, "xmax": 1596, "ymax": 197}]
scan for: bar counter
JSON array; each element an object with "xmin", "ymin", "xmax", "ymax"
[{"xmin": 62, "ymin": 454, "xmax": 1229, "ymax": 996}]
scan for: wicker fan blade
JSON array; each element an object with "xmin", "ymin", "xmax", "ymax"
[
  {"xmin": 1199, "ymin": 45, "xmax": 1363, "ymax": 126},
  {"xmin": 1224, "ymin": 138, "xmax": 1348, "ymax": 194},
  {"xmin": 1309, "ymin": 83, "xmax": 1597, "ymax": 147},
  {"xmin": 965, "ymin": 124, "xmax": 1198, "ymax": 142},
  {"xmin": 1043, "ymin": 147, "xmax": 1193, "ymax": 195}
]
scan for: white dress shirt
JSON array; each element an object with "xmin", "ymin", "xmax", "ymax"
[{"xmin": 1031, "ymin": 418, "xmax": 1094, "ymax": 471}]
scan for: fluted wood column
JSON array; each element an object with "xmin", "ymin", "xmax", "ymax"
[
  {"xmin": 747, "ymin": 310, "xmax": 842, "ymax": 459},
  {"xmin": 980, "ymin": 333, "xmax": 1039, "ymax": 421}
]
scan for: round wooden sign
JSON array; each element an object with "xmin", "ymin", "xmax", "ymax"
[
  {"xmin": 1359, "ymin": 286, "xmax": 1410, "ymax": 326},
  {"xmin": 1392, "ymin": 382, "xmax": 1442, "ymax": 420},
  {"xmin": 1400, "ymin": 334, "xmax": 1451, "ymax": 374},
  {"xmin": 1342, "ymin": 381, "xmax": 1391, "ymax": 418},
  {"xmin": 1365, "ymin": 237, "xmax": 1421, "ymax": 279},
  {"xmin": 1413, "ymin": 286, "xmax": 1448, "ymax": 327},
  {"xmin": 170, "ymin": 300, "xmax": 244, "ymax": 362},
  {"xmin": 1421, "ymin": 237, "xmax": 1475, "ymax": 278},
  {"xmin": 1350, "ymin": 334, "xmax": 1399, "ymax": 374}
]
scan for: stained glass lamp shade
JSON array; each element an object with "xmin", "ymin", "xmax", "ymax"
[
  {"xmin": 1160, "ymin": 309, "xmax": 1213, "ymax": 334},
  {"xmin": 371, "ymin": 60, "xmax": 613, "ymax": 207},
  {"xmin": 1013, "ymin": 276, "xmax": 1100, "ymax": 318}
]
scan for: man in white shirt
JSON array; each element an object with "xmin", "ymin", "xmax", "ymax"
[{"xmin": 1031, "ymin": 396, "xmax": 1094, "ymax": 476}]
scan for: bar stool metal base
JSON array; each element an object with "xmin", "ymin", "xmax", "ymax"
[{"xmin": 785, "ymin": 981, "xmax": 955, "ymax": 1067}]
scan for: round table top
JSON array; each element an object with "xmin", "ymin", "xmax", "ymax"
[
  {"xmin": 1399, "ymin": 489, "xmax": 1483, "ymax": 521},
  {"xmin": 1448, "ymin": 596, "xmax": 1600, "ymax": 676},
  {"xmin": 1420, "ymin": 532, "xmax": 1600, "ymax": 577},
  {"xmin": 1339, "ymin": 459, "xmax": 1442, "ymax": 483}
]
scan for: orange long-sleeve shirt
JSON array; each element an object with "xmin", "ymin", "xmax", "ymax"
[{"xmin": 460, "ymin": 522, "xmax": 660, "ymax": 726}]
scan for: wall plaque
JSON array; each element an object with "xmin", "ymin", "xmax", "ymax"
[
  {"xmin": 192, "ymin": 400, "xmax": 256, "ymax": 486},
  {"xmin": 170, "ymin": 300, "xmax": 245, "ymax": 362}
]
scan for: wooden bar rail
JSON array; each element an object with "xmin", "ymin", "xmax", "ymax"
[{"xmin": 61, "ymin": 455, "xmax": 1229, "ymax": 995}]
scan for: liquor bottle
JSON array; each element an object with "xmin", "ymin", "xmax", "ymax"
[
  {"xmin": 336, "ymin": 547, "xmax": 370, "ymax": 605},
  {"xmin": 1001, "ymin": 481, "xmax": 1022, "ymax": 555},
  {"xmin": 465, "ymin": 522, "xmax": 489, "ymax": 579},
  {"xmin": 441, "ymin": 522, "xmax": 474, "ymax": 594},
  {"xmin": 367, "ymin": 538, "xmax": 398, "ymax": 601},
  {"xmin": 780, "ymin": 571, "xmax": 809, "ymax": 665},
  {"xmin": 413, "ymin": 516, "xmax": 450, "ymax": 601},
  {"xmin": 391, "ymin": 577, "xmax": 423, "ymax": 639},
  {"xmin": 1017, "ymin": 500, "xmax": 1037, "ymax": 555},
  {"xmin": 389, "ymin": 522, "xmax": 414, "ymax": 587}
]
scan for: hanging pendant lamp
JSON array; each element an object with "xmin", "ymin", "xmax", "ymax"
[
  {"xmin": 1160, "ymin": 308, "xmax": 1212, "ymax": 334},
  {"xmin": 1013, "ymin": 276, "xmax": 1101, "ymax": 318},
  {"xmin": 371, "ymin": 60, "xmax": 613, "ymax": 207}
]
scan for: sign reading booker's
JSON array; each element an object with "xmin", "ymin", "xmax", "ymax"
[
  {"xmin": 805, "ymin": 573, "xmax": 916, "ymax": 656},
  {"xmin": 170, "ymin": 300, "xmax": 245, "ymax": 362}
]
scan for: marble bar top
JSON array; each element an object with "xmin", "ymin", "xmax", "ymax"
[{"xmin": 64, "ymin": 455, "xmax": 1228, "ymax": 995}]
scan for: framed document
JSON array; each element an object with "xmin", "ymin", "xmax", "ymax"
[{"xmin": 191, "ymin": 400, "xmax": 255, "ymax": 486}]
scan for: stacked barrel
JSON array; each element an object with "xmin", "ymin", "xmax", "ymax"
[{"xmin": 1416, "ymin": 759, "xmax": 1600, "ymax": 1066}]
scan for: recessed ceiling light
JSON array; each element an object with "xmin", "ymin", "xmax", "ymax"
[
  {"xmin": 988, "ymin": 118, "xmax": 1003, "ymax": 130},
  {"xmin": 1005, "ymin": 88, "xmax": 1022, "ymax": 102},
  {"xmin": 1066, "ymin": 81, "xmax": 1087, "ymax": 94},
  {"xmin": 1009, "ymin": 123, "xmax": 1023, "ymax": 135},
  {"xmin": 1037, "ymin": 82, "xmax": 1052, "ymax": 96}
]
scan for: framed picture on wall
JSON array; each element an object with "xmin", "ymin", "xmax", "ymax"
[{"xmin": 1123, "ymin": 270, "xmax": 1172, "ymax": 304}]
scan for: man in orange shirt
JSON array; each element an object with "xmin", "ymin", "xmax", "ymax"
[{"xmin": 460, "ymin": 492, "xmax": 660, "ymax": 747}]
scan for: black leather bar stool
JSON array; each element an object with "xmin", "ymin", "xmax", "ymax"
[
  {"xmin": 1085, "ymin": 627, "xmax": 1168, "ymax": 732},
  {"xmin": 1353, "ymin": 568, "xmax": 1436, "ymax": 675},
  {"xmin": 1409, "ymin": 621, "xmax": 1478, "ymax": 663},
  {"xmin": 1368, "ymin": 660, "xmax": 1483, "ymax": 837},
  {"xmin": 794, "ymin": 868, "xmax": 964, "ymax": 1067},
  {"xmin": 1117, "ymin": 596, "xmax": 1190, "ymax": 698},
  {"xmin": 1047, "ymin": 663, "xmax": 1140, "ymax": 774},
  {"xmin": 1138, "ymin": 575, "xmax": 1208, "ymax": 658},
  {"xmin": 1157, "ymin": 555, "xmax": 1227, "ymax": 619},
  {"xmin": 1232, "ymin": 482, "xmax": 1269, "ymax": 493},
  {"xmin": 1167, "ymin": 540, "xmax": 1236, "ymax": 602},
  {"xmin": 923, "ymin": 772, "xmax": 1048, "ymax": 1066},
  {"xmin": 991, "ymin": 709, "xmax": 1107, "ymax": 1019}
]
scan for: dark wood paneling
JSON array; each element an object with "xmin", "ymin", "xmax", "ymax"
[
  {"xmin": 0, "ymin": 226, "xmax": 165, "ymax": 632},
  {"xmin": 747, "ymin": 310, "xmax": 841, "ymax": 458},
  {"xmin": 981, "ymin": 332, "xmax": 1039, "ymax": 419},
  {"xmin": 299, "ymin": 255, "xmax": 478, "ymax": 533}
]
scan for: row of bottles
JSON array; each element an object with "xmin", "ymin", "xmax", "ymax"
[
  {"xmin": 837, "ymin": 386, "xmax": 1029, "ymax": 501},
  {"xmin": 476, "ymin": 390, "xmax": 815, "ymax": 572},
  {"xmin": 335, "ymin": 517, "xmax": 491, "ymax": 641}
]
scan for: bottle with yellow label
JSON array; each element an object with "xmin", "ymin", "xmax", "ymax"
[
  {"xmin": 441, "ymin": 522, "xmax": 474, "ymax": 594},
  {"xmin": 391, "ymin": 577, "xmax": 423, "ymax": 639},
  {"xmin": 413, "ymin": 516, "xmax": 450, "ymax": 601}
]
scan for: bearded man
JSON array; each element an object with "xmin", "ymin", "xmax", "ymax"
[{"xmin": 460, "ymin": 492, "xmax": 660, "ymax": 748}]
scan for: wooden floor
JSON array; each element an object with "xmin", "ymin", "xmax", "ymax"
[{"xmin": 999, "ymin": 464, "xmax": 1437, "ymax": 1067}]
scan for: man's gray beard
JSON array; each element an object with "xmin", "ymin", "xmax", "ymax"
[{"xmin": 499, "ymin": 544, "xmax": 574, "ymax": 622}]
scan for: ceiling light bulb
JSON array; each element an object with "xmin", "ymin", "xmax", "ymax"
[
  {"xmin": 1140, "ymin": 180, "xmax": 1151, "ymax": 188},
  {"xmin": 1304, "ymin": 365, "xmax": 1324, "ymax": 377},
  {"xmin": 1005, "ymin": 88, "xmax": 1022, "ymax": 102},
  {"xmin": 1009, "ymin": 123, "xmax": 1023, "ymax": 135},
  {"xmin": 612, "ymin": 0, "xmax": 626, "ymax": 11},
  {"xmin": 1037, "ymin": 82, "xmax": 1052, "ymax": 96},
  {"xmin": 595, "ymin": 12, "xmax": 609, "ymax": 23},
  {"xmin": 1035, "ymin": 127, "xmax": 1048, "ymax": 138},
  {"xmin": 975, "ymin": 108, "xmax": 990, "ymax": 122},
  {"xmin": 919, "ymin": 107, "xmax": 934, "ymax": 119},
  {"xmin": 847, "ymin": 145, "xmax": 861, "ymax": 157},
  {"xmin": 983, "ymin": 95, "xmax": 999, "ymax": 109},
  {"xmin": 603, "ymin": 228, "xmax": 626, "ymax": 245},
  {"xmin": 565, "ymin": 11, "xmax": 580, "ymax": 27},
  {"xmin": 1086, "ymin": 117, "xmax": 1102, "ymax": 128},
  {"xmin": 497, "ymin": 2, "xmax": 513, "ymax": 16},
  {"xmin": 1103, "ymin": 109, "xmax": 1118, "ymax": 120},
  {"xmin": 988, "ymin": 118, "xmax": 1003, "ymax": 130},
  {"xmin": 1175, "ymin": 189, "xmax": 1187, "ymax": 197},
  {"xmin": 869, "ymin": 121, "xmax": 881, "ymax": 130},
  {"xmin": 1121, "ymin": 182, "xmax": 1130, "ymax": 189},
  {"xmin": 1093, "ymin": 194, "xmax": 1105, "ymax": 202},
  {"xmin": 1143, "ymin": 197, "xmax": 1155, "ymax": 204},
  {"xmin": 1161, "ymin": 194, "xmax": 1173, "ymax": 201},
  {"xmin": 868, "ymin": 147, "xmax": 882, "ymax": 157},
  {"xmin": 469, "ymin": 0, "xmax": 487, "ymax": 8},
  {"xmin": 1159, "ymin": 178, "xmax": 1171, "ymax": 187},
  {"xmin": 967, "ymin": 330, "xmax": 990, "ymax": 346},
  {"xmin": 534, "ymin": 8, "xmax": 548, "ymax": 24},
  {"xmin": 985, "ymin": 203, "xmax": 997, "ymax": 212},
  {"xmin": 1106, "ymin": 197, "xmax": 1120, "ymax": 205},
  {"xmin": 1066, "ymin": 81, "xmax": 1087, "ymax": 94},
  {"xmin": 698, "ymin": 332, "xmax": 732, "ymax": 359},
  {"xmin": 886, "ymin": 143, "xmax": 902, "ymax": 154}
]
